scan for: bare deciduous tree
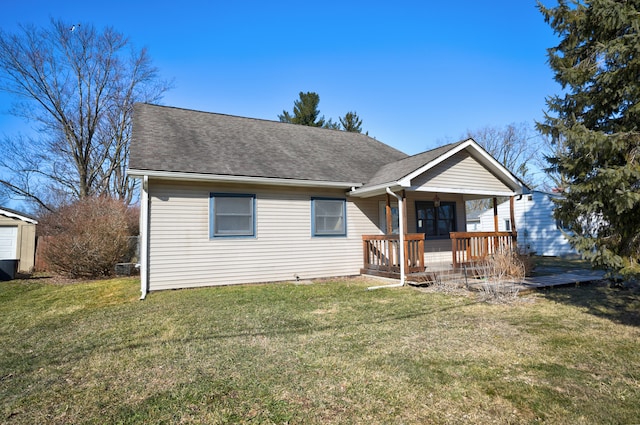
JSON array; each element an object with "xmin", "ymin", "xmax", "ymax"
[
  {"xmin": 0, "ymin": 20, "xmax": 171, "ymax": 211},
  {"xmin": 465, "ymin": 122, "xmax": 537, "ymax": 185},
  {"xmin": 464, "ymin": 122, "xmax": 539, "ymax": 213}
]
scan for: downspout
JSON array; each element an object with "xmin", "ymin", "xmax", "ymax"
[
  {"xmin": 367, "ymin": 187, "xmax": 405, "ymax": 290},
  {"xmin": 139, "ymin": 175, "xmax": 150, "ymax": 300}
]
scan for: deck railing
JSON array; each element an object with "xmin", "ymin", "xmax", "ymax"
[
  {"xmin": 362, "ymin": 234, "xmax": 425, "ymax": 274},
  {"xmin": 450, "ymin": 231, "xmax": 517, "ymax": 269}
]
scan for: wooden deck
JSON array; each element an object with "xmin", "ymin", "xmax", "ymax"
[
  {"xmin": 364, "ymin": 267, "xmax": 607, "ymax": 291},
  {"xmin": 361, "ymin": 233, "xmax": 607, "ymax": 291},
  {"xmin": 522, "ymin": 270, "xmax": 607, "ymax": 288}
]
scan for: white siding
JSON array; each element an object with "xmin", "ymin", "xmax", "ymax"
[
  {"xmin": 479, "ymin": 192, "xmax": 576, "ymax": 256},
  {"xmin": 412, "ymin": 151, "xmax": 513, "ymax": 193},
  {"xmin": 0, "ymin": 226, "xmax": 17, "ymax": 259},
  {"xmin": 147, "ymin": 180, "xmax": 381, "ymax": 290}
]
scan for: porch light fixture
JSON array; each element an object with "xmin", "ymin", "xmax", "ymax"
[{"xmin": 433, "ymin": 194, "xmax": 441, "ymax": 208}]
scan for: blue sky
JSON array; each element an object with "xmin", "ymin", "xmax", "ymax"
[{"xmin": 1, "ymin": 0, "xmax": 560, "ymax": 156}]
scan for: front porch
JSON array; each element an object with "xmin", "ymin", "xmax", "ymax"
[
  {"xmin": 347, "ymin": 138, "xmax": 527, "ymax": 283},
  {"xmin": 361, "ymin": 231, "xmax": 518, "ymax": 281}
]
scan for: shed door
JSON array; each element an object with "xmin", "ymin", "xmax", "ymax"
[{"xmin": 0, "ymin": 227, "xmax": 18, "ymax": 259}]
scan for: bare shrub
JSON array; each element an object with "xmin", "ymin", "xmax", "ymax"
[
  {"xmin": 517, "ymin": 249, "xmax": 534, "ymax": 277},
  {"xmin": 38, "ymin": 197, "xmax": 138, "ymax": 278},
  {"xmin": 477, "ymin": 249, "xmax": 525, "ymax": 303}
]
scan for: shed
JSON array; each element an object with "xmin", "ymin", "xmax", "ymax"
[
  {"xmin": 0, "ymin": 206, "xmax": 38, "ymax": 273},
  {"xmin": 478, "ymin": 191, "xmax": 577, "ymax": 257}
]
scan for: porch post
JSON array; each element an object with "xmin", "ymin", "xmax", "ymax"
[
  {"xmin": 386, "ymin": 188, "xmax": 405, "ymax": 285},
  {"xmin": 386, "ymin": 193, "xmax": 392, "ymax": 235},
  {"xmin": 509, "ymin": 196, "xmax": 516, "ymax": 233},
  {"xmin": 402, "ymin": 190, "xmax": 407, "ymax": 234},
  {"xmin": 493, "ymin": 197, "xmax": 499, "ymax": 232}
]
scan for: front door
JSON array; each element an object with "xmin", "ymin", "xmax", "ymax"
[
  {"xmin": 415, "ymin": 201, "xmax": 457, "ymax": 238},
  {"xmin": 416, "ymin": 201, "xmax": 435, "ymax": 236}
]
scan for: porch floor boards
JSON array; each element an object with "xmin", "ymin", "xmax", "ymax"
[{"xmin": 362, "ymin": 268, "xmax": 607, "ymax": 292}]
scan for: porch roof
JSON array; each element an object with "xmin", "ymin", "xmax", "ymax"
[{"xmin": 348, "ymin": 139, "xmax": 528, "ymax": 198}]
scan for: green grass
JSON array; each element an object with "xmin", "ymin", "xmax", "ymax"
[
  {"xmin": 0, "ymin": 276, "xmax": 638, "ymax": 424},
  {"xmin": 530, "ymin": 255, "xmax": 593, "ymax": 275}
]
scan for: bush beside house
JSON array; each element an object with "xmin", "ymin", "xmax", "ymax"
[{"xmin": 37, "ymin": 197, "xmax": 139, "ymax": 278}]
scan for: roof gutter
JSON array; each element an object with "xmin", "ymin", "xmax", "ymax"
[
  {"xmin": 127, "ymin": 169, "xmax": 362, "ymax": 190},
  {"xmin": 139, "ymin": 175, "xmax": 150, "ymax": 300},
  {"xmin": 349, "ymin": 182, "xmax": 403, "ymax": 198}
]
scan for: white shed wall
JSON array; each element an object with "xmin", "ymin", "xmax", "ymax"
[{"xmin": 479, "ymin": 192, "xmax": 576, "ymax": 256}]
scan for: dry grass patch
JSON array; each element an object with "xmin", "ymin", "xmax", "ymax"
[{"xmin": 0, "ymin": 276, "xmax": 638, "ymax": 424}]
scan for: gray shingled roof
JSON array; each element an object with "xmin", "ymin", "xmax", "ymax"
[
  {"xmin": 129, "ymin": 104, "xmax": 409, "ymax": 184},
  {"xmin": 363, "ymin": 141, "xmax": 466, "ymax": 187}
]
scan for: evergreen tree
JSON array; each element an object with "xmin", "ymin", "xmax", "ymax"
[
  {"xmin": 324, "ymin": 118, "xmax": 341, "ymax": 130},
  {"xmin": 340, "ymin": 111, "xmax": 363, "ymax": 133},
  {"xmin": 278, "ymin": 92, "xmax": 326, "ymax": 127},
  {"xmin": 538, "ymin": 0, "xmax": 640, "ymax": 278}
]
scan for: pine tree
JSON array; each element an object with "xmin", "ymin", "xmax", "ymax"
[
  {"xmin": 278, "ymin": 92, "xmax": 326, "ymax": 127},
  {"xmin": 538, "ymin": 0, "xmax": 640, "ymax": 278},
  {"xmin": 339, "ymin": 111, "xmax": 364, "ymax": 133}
]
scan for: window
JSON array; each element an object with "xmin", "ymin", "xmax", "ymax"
[
  {"xmin": 415, "ymin": 201, "xmax": 457, "ymax": 238},
  {"xmin": 312, "ymin": 198, "xmax": 346, "ymax": 236},
  {"xmin": 210, "ymin": 193, "xmax": 255, "ymax": 237},
  {"xmin": 504, "ymin": 219, "xmax": 512, "ymax": 232}
]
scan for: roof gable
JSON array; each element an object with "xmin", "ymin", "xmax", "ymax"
[
  {"xmin": 350, "ymin": 139, "xmax": 527, "ymax": 197},
  {"xmin": 363, "ymin": 141, "xmax": 466, "ymax": 187},
  {"xmin": 129, "ymin": 104, "xmax": 408, "ymax": 185},
  {"xmin": 411, "ymin": 150, "xmax": 514, "ymax": 195}
]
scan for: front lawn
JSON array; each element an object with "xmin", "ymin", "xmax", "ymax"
[{"xmin": 0, "ymin": 276, "xmax": 638, "ymax": 424}]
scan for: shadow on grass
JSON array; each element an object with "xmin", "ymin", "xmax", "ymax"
[
  {"xmin": 23, "ymin": 299, "xmax": 481, "ymax": 373},
  {"xmin": 538, "ymin": 281, "xmax": 640, "ymax": 327}
]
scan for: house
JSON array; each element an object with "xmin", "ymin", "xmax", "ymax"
[
  {"xmin": 0, "ymin": 206, "xmax": 38, "ymax": 276},
  {"xmin": 465, "ymin": 210, "xmax": 482, "ymax": 231},
  {"xmin": 478, "ymin": 190, "xmax": 577, "ymax": 257},
  {"xmin": 128, "ymin": 104, "xmax": 527, "ymax": 297}
]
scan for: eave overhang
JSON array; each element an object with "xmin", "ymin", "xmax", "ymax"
[
  {"xmin": 126, "ymin": 169, "xmax": 363, "ymax": 190},
  {"xmin": 0, "ymin": 209, "xmax": 38, "ymax": 225},
  {"xmin": 348, "ymin": 182, "xmax": 520, "ymax": 198}
]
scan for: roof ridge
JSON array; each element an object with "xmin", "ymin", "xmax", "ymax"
[
  {"xmin": 399, "ymin": 139, "xmax": 468, "ymax": 161},
  {"xmin": 137, "ymin": 102, "xmax": 380, "ymax": 138}
]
